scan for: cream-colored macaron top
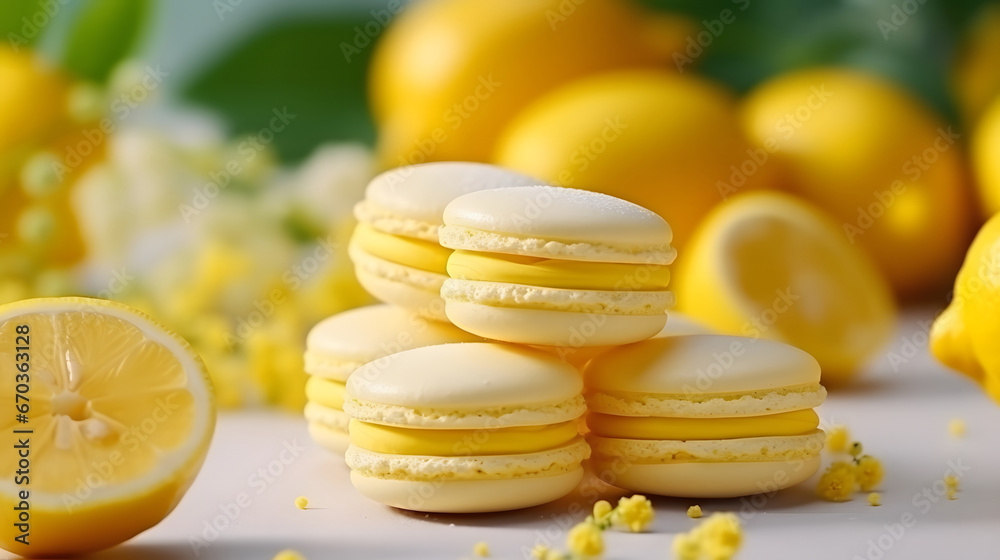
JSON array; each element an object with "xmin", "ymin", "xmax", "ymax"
[
  {"xmin": 305, "ymin": 304, "xmax": 479, "ymax": 380},
  {"xmin": 440, "ymin": 186, "xmax": 676, "ymax": 264},
  {"xmin": 346, "ymin": 342, "xmax": 586, "ymax": 428},
  {"xmin": 587, "ymin": 335, "xmax": 821, "ymax": 397},
  {"xmin": 355, "ymin": 162, "xmax": 542, "ymax": 241}
]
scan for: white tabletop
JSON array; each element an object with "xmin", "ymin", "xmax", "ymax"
[{"xmin": 20, "ymin": 311, "xmax": 1000, "ymax": 560}]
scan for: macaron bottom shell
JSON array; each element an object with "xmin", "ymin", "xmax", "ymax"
[
  {"xmin": 350, "ymin": 245, "xmax": 449, "ymax": 321},
  {"xmin": 304, "ymin": 401, "xmax": 351, "ymax": 455},
  {"xmin": 591, "ymin": 456, "xmax": 821, "ymax": 498},
  {"xmin": 349, "ymin": 468, "xmax": 585, "ymax": 513},
  {"xmin": 444, "ymin": 301, "xmax": 667, "ymax": 347}
]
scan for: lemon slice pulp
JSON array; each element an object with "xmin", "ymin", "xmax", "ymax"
[{"xmin": 0, "ymin": 298, "xmax": 215, "ymax": 557}]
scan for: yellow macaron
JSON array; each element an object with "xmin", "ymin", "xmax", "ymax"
[
  {"xmin": 585, "ymin": 334, "xmax": 827, "ymax": 498},
  {"xmin": 439, "ymin": 185, "xmax": 676, "ymax": 347},
  {"xmin": 304, "ymin": 304, "xmax": 480, "ymax": 454},
  {"xmin": 344, "ymin": 342, "xmax": 590, "ymax": 512},
  {"xmin": 350, "ymin": 162, "xmax": 541, "ymax": 321}
]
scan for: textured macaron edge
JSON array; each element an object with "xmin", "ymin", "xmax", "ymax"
[
  {"xmin": 439, "ymin": 225, "xmax": 676, "ymax": 265},
  {"xmin": 345, "ymin": 438, "xmax": 591, "ymax": 481},
  {"xmin": 588, "ymin": 430, "xmax": 825, "ymax": 464},
  {"xmin": 585, "ymin": 384, "xmax": 827, "ymax": 418},
  {"xmin": 304, "ymin": 352, "xmax": 365, "ymax": 381},
  {"xmin": 343, "ymin": 394, "xmax": 587, "ymax": 429},
  {"xmin": 304, "ymin": 401, "xmax": 351, "ymax": 431},
  {"xmin": 441, "ymin": 278, "xmax": 673, "ymax": 316},
  {"xmin": 349, "ymin": 242, "xmax": 449, "ymax": 290},
  {"xmin": 354, "ymin": 200, "xmax": 440, "ymax": 242}
]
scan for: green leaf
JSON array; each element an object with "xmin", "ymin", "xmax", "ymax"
[
  {"xmin": 0, "ymin": 0, "xmax": 52, "ymax": 50},
  {"xmin": 182, "ymin": 18, "xmax": 376, "ymax": 163},
  {"xmin": 63, "ymin": 0, "xmax": 150, "ymax": 82}
]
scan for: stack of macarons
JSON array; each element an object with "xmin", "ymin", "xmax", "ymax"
[
  {"xmin": 349, "ymin": 162, "xmax": 539, "ymax": 320},
  {"xmin": 585, "ymin": 335, "xmax": 827, "ymax": 497},
  {"xmin": 305, "ymin": 161, "xmax": 825, "ymax": 513}
]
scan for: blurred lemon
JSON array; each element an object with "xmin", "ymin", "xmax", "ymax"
[
  {"xmin": 931, "ymin": 214, "xmax": 1000, "ymax": 404},
  {"xmin": 370, "ymin": 0, "xmax": 693, "ymax": 167},
  {"xmin": 972, "ymin": 95, "xmax": 1000, "ymax": 216},
  {"xmin": 0, "ymin": 47, "xmax": 100, "ymax": 268},
  {"xmin": 952, "ymin": 5, "xmax": 1000, "ymax": 125},
  {"xmin": 495, "ymin": 70, "xmax": 775, "ymax": 250},
  {"xmin": 675, "ymin": 192, "xmax": 896, "ymax": 386},
  {"xmin": 741, "ymin": 68, "xmax": 973, "ymax": 298}
]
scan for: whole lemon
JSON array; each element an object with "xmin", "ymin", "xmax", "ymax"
[
  {"xmin": 370, "ymin": 0, "xmax": 691, "ymax": 168},
  {"xmin": 494, "ymin": 70, "xmax": 775, "ymax": 250},
  {"xmin": 931, "ymin": 213, "xmax": 1000, "ymax": 404},
  {"xmin": 971, "ymin": 95, "xmax": 1000, "ymax": 216},
  {"xmin": 0, "ymin": 47, "xmax": 67, "ymax": 159},
  {"xmin": 741, "ymin": 68, "xmax": 974, "ymax": 299}
]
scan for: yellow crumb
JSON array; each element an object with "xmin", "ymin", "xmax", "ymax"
[
  {"xmin": 817, "ymin": 461, "xmax": 857, "ymax": 502},
  {"xmin": 855, "ymin": 455, "xmax": 884, "ymax": 492},
  {"xmin": 948, "ymin": 418, "xmax": 967, "ymax": 438},
  {"xmin": 473, "ymin": 541, "xmax": 490, "ymax": 557},
  {"xmin": 613, "ymin": 494, "xmax": 654, "ymax": 533},
  {"xmin": 826, "ymin": 425, "xmax": 850, "ymax": 453},
  {"xmin": 529, "ymin": 544, "xmax": 550, "ymax": 560},
  {"xmin": 566, "ymin": 522, "xmax": 604, "ymax": 557},
  {"xmin": 294, "ymin": 496, "xmax": 308, "ymax": 510},
  {"xmin": 273, "ymin": 550, "xmax": 305, "ymax": 560},
  {"xmin": 674, "ymin": 513, "xmax": 743, "ymax": 560},
  {"xmin": 687, "ymin": 505, "xmax": 703, "ymax": 519},
  {"xmin": 945, "ymin": 474, "xmax": 960, "ymax": 500},
  {"xmin": 868, "ymin": 492, "xmax": 881, "ymax": 507}
]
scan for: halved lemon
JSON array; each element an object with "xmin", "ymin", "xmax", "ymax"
[
  {"xmin": 0, "ymin": 297, "xmax": 215, "ymax": 557},
  {"xmin": 675, "ymin": 192, "xmax": 896, "ymax": 386}
]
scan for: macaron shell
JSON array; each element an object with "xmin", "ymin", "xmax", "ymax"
[
  {"xmin": 348, "ymin": 343, "xmax": 583, "ymax": 414},
  {"xmin": 586, "ymin": 335, "xmax": 822, "ymax": 396},
  {"xmin": 349, "ymin": 469, "xmax": 584, "ymax": 513},
  {"xmin": 441, "ymin": 186, "xmax": 674, "ymax": 263},
  {"xmin": 360, "ymin": 162, "xmax": 542, "ymax": 241},
  {"xmin": 654, "ymin": 312, "xmax": 715, "ymax": 338},
  {"xmin": 592, "ymin": 457, "xmax": 821, "ymax": 498},
  {"xmin": 350, "ymin": 244, "xmax": 450, "ymax": 321},
  {"xmin": 586, "ymin": 384, "xmax": 827, "ymax": 419},
  {"xmin": 345, "ymin": 438, "xmax": 590, "ymax": 481},
  {"xmin": 307, "ymin": 422, "xmax": 351, "ymax": 455},
  {"xmin": 442, "ymin": 278, "xmax": 673, "ymax": 316},
  {"xmin": 588, "ymin": 431, "xmax": 826, "ymax": 464},
  {"xmin": 305, "ymin": 304, "xmax": 480, "ymax": 376},
  {"xmin": 444, "ymin": 301, "xmax": 667, "ymax": 347},
  {"xmin": 304, "ymin": 402, "xmax": 351, "ymax": 455}
]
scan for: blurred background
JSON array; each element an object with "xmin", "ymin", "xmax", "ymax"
[{"xmin": 2, "ymin": 0, "xmax": 999, "ymax": 409}]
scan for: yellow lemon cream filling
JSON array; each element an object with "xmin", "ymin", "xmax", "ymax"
[
  {"xmin": 448, "ymin": 250, "xmax": 671, "ymax": 291},
  {"xmin": 352, "ymin": 223, "xmax": 451, "ymax": 273},
  {"xmin": 305, "ymin": 376, "xmax": 347, "ymax": 410},
  {"xmin": 587, "ymin": 409, "xmax": 819, "ymax": 440},
  {"xmin": 350, "ymin": 419, "xmax": 579, "ymax": 456}
]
